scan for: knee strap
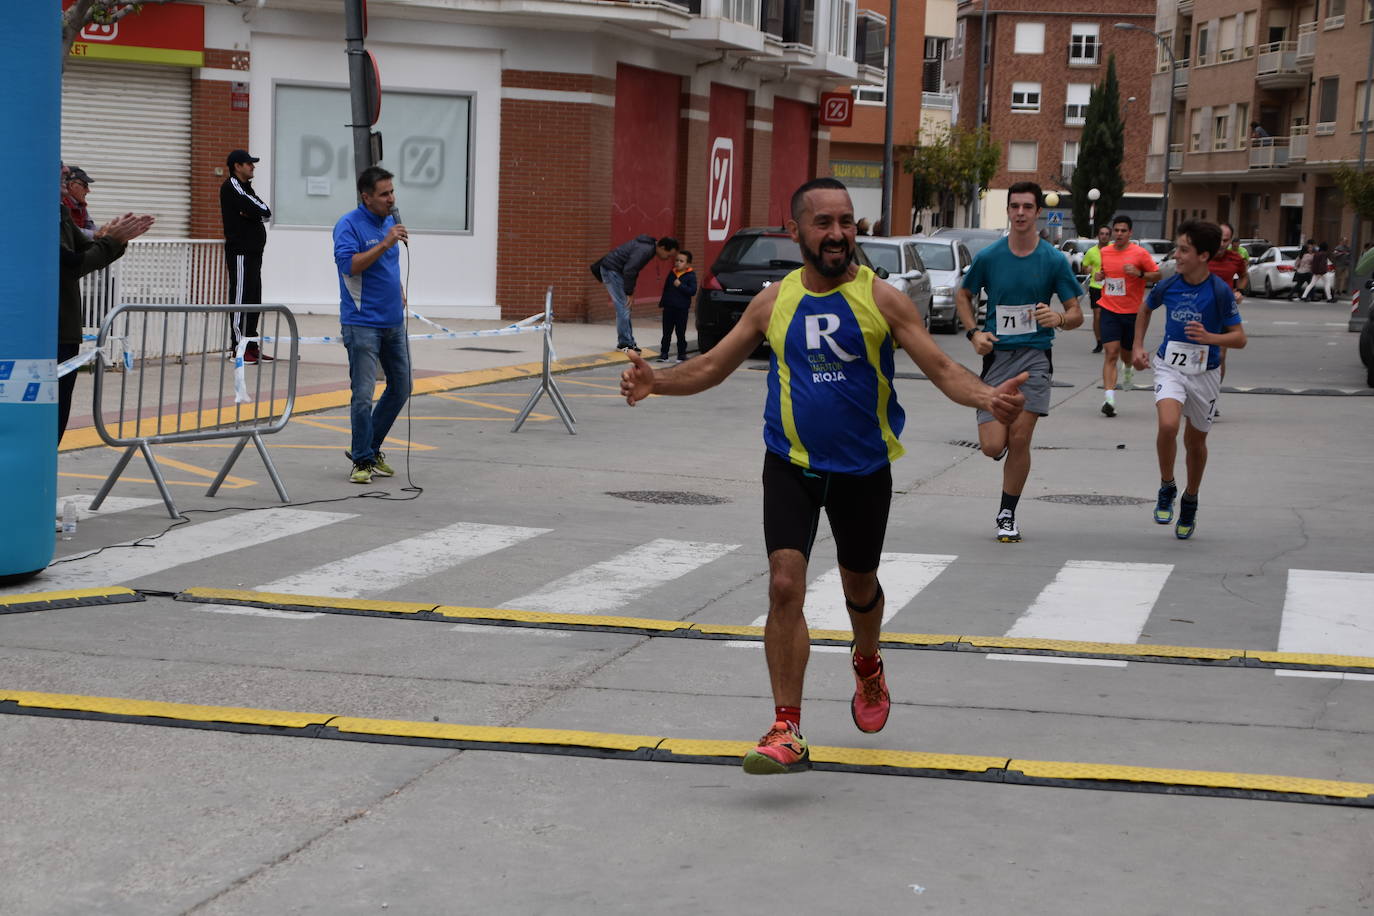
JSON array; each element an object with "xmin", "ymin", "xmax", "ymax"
[{"xmin": 846, "ymin": 581, "xmax": 884, "ymax": 614}]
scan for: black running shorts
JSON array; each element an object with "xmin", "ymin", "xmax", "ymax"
[{"xmin": 761, "ymin": 451, "xmax": 891, "ymax": 573}]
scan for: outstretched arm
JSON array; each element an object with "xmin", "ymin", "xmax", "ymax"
[
  {"xmin": 621, "ymin": 284, "xmax": 774, "ymax": 405},
  {"xmin": 877, "ymin": 280, "xmax": 1025, "ymax": 424}
]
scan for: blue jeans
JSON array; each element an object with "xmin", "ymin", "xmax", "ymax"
[
  {"xmin": 603, "ymin": 271, "xmax": 637, "ymax": 349},
  {"xmin": 342, "ymin": 323, "xmax": 411, "ymax": 464}
]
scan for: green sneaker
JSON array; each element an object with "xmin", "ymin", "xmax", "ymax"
[
  {"xmin": 1153, "ymin": 484, "xmax": 1177, "ymax": 525},
  {"xmin": 1176, "ymin": 497, "xmax": 1198, "ymax": 540},
  {"xmin": 349, "ymin": 461, "xmax": 373, "ymax": 484},
  {"xmin": 371, "ymin": 451, "xmax": 395, "ymax": 478}
]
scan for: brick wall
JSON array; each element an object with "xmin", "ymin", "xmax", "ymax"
[
  {"xmin": 496, "ymin": 71, "xmax": 616, "ymax": 322},
  {"xmin": 190, "ymin": 48, "xmax": 251, "ymax": 240}
]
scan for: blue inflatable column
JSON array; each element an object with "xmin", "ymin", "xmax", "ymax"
[{"xmin": 0, "ymin": 6, "xmax": 60, "ymax": 582}]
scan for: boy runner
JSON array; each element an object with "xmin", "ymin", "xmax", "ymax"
[
  {"xmin": 1132, "ymin": 220, "xmax": 1247, "ymax": 539},
  {"xmin": 1093, "ymin": 215, "xmax": 1160, "ymax": 417}
]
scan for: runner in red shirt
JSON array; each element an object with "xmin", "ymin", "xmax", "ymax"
[
  {"xmin": 1092, "ymin": 215, "xmax": 1160, "ymax": 416},
  {"xmin": 1205, "ymin": 222, "xmax": 1249, "ymax": 401}
]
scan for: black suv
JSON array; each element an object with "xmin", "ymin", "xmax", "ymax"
[{"xmin": 695, "ymin": 227, "xmax": 880, "ymax": 353}]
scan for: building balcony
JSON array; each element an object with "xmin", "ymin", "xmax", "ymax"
[
  {"xmin": 1146, "ymin": 145, "xmax": 1183, "ymax": 183},
  {"xmin": 1290, "ymin": 126, "xmax": 1309, "ymax": 161},
  {"xmin": 1177, "ymin": 0, "xmax": 1193, "ymax": 13},
  {"xmin": 1255, "ymin": 42, "xmax": 1306, "ymax": 89},
  {"xmin": 1249, "ymin": 135, "xmax": 1294, "ymax": 169},
  {"xmin": 1064, "ymin": 103, "xmax": 1086, "ymax": 126},
  {"xmin": 1296, "ymin": 21, "xmax": 1317, "ymax": 61},
  {"xmin": 1172, "ymin": 60, "xmax": 1190, "ymax": 98},
  {"xmin": 922, "ymin": 91, "xmax": 955, "ymax": 110},
  {"xmin": 761, "ymin": 0, "xmax": 816, "ymax": 56},
  {"xmin": 1325, "ymin": 13, "xmax": 1346, "ymax": 28},
  {"xmin": 1314, "ymin": 121, "xmax": 1337, "ymax": 136}
]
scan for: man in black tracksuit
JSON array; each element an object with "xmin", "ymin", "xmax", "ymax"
[{"xmin": 220, "ymin": 149, "xmax": 272, "ymax": 363}]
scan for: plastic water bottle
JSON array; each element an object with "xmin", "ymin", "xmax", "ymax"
[{"xmin": 61, "ymin": 500, "xmax": 77, "ymax": 540}]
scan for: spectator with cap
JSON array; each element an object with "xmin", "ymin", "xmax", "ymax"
[
  {"xmin": 58, "ymin": 162, "xmax": 153, "ymax": 443},
  {"xmin": 220, "ymin": 149, "xmax": 272, "ymax": 364},
  {"xmin": 63, "ymin": 166, "xmax": 96, "ymax": 239}
]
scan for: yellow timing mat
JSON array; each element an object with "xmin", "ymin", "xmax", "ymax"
[
  {"xmin": 1, "ymin": 688, "xmax": 1371, "ymax": 808},
  {"xmin": 0, "ymin": 587, "xmax": 141, "ymax": 615}
]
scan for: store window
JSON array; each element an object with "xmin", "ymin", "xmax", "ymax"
[{"xmin": 273, "ymin": 84, "xmax": 473, "ymax": 231}]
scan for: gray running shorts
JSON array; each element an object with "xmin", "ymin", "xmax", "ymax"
[{"xmin": 977, "ymin": 347, "xmax": 1052, "ymax": 423}]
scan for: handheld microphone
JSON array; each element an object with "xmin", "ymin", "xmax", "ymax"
[{"xmin": 389, "ymin": 206, "xmax": 408, "ymax": 246}]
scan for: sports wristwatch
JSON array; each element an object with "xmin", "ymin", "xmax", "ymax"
[{"xmin": 965, "ymin": 328, "xmax": 978, "ymax": 340}]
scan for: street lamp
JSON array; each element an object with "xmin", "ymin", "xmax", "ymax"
[
  {"xmin": 1088, "ymin": 187, "xmax": 1101, "ymax": 230},
  {"xmin": 1115, "ymin": 22, "xmax": 1174, "ymax": 239}
]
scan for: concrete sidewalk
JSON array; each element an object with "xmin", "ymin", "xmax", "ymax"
[{"xmin": 60, "ymin": 310, "xmax": 678, "ymax": 452}]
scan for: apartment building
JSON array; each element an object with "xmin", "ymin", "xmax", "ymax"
[
  {"xmin": 1153, "ymin": 0, "xmax": 1372, "ymax": 247},
  {"xmin": 60, "ymin": 0, "xmax": 882, "ymax": 321},
  {"xmin": 945, "ymin": 0, "xmax": 1161, "ymax": 233},
  {"xmin": 824, "ymin": 0, "xmax": 927, "ymax": 233}
]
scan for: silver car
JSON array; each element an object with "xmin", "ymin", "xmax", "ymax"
[
  {"xmin": 857, "ymin": 237, "xmax": 933, "ymax": 327},
  {"xmin": 908, "ymin": 235, "xmax": 977, "ymax": 332},
  {"xmin": 1248, "ymin": 245, "xmax": 1303, "ymax": 298}
]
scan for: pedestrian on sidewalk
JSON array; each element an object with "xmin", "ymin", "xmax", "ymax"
[
  {"xmin": 220, "ymin": 150, "xmax": 273, "ymax": 364},
  {"xmin": 657, "ymin": 249, "xmax": 696, "ymax": 363},
  {"xmin": 332, "ymin": 166, "xmax": 411, "ymax": 485},
  {"xmin": 621, "ymin": 178, "xmax": 1026, "ymax": 775},
  {"xmin": 1132, "ymin": 219, "xmax": 1246, "ymax": 540},
  {"xmin": 957, "ymin": 181, "xmax": 1086, "ymax": 543},
  {"xmin": 1291, "ymin": 242, "xmax": 1314, "ymax": 300},
  {"xmin": 62, "ymin": 166, "xmax": 96, "ymax": 239},
  {"xmin": 593, "ymin": 233, "xmax": 678, "ymax": 353},
  {"xmin": 1332, "ymin": 237, "xmax": 1351, "ymax": 295},
  {"xmin": 1301, "ymin": 243, "xmax": 1333, "ymax": 302}
]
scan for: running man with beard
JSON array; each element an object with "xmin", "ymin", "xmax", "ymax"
[
  {"xmin": 955, "ymin": 181, "xmax": 1085, "ymax": 543},
  {"xmin": 620, "ymin": 178, "xmax": 1026, "ymax": 774}
]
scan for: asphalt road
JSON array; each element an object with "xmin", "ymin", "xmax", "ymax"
[{"xmin": 3, "ymin": 295, "xmax": 1372, "ymax": 915}]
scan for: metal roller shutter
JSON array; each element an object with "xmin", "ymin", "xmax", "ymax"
[{"xmin": 61, "ymin": 59, "xmax": 191, "ymax": 237}]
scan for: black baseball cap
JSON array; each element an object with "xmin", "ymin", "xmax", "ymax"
[
  {"xmin": 226, "ymin": 149, "xmax": 260, "ymax": 166},
  {"xmin": 67, "ymin": 166, "xmax": 94, "ymax": 185}
]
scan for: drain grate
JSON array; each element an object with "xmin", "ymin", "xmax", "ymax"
[
  {"xmin": 1037, "ymin": 494, "xmax": 1153, "ymax": 506},
  {"xmin": 947, "ymin": 440, "xmax": 1067, "ymax": 451},
  {"xmin": 606, "ymin": 490, "xmax": 730, "ymax": 506}
]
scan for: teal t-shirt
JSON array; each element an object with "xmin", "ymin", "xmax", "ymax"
[{"xmin": 962, "ymin": 237, "xmax": 1085, "ymax": 351}]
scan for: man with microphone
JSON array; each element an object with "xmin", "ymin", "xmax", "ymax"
[{"xmin": 332, "ymin": 165, "xmax": 411, "ymax": 484}]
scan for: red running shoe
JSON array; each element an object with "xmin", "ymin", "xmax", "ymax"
[
  {"xmin": 741, "ymin": 720, "xmax": 811, "ymax": 775},
  {"xmin": 851, "ymin": 649, "xmax": 890, "ymax": 733}
]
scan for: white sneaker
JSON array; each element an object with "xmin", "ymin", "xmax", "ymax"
[{"xmin": 995, "ymin": 509, "xmax": 1021, "ymax": 542}]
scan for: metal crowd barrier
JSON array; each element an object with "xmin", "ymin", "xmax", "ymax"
[{"xmin": 89, "ymin": 304, "xmax": 298, "ymax": 518}]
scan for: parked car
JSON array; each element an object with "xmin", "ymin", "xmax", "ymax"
[
  {"xmin": 1059, "ymin": 237, "xmax": 1098, "ymax": 279},
  {"xmin": 1155, "ymin": 249, "xmax": 1179, "ymax": 285},
  {"xmin": 1238, "ymin": 238, "xmax": 1272, "ymax": 261},
  {"xmin": 695, "ymin": 227, "xmax": 880, "ymax": 353},
  {"xmin": 1247, "ymin": 245, "xmax": 1303, "ymax": 298},
  {"xmin": 1136, "ymin": 238, "xmax": 1176, "ymax": 259},
  {"xmin": 909, "ymin": 235, "xmax": 977, "ymax": 332},
  {"xmin": 857, "ymin": 236, "xmax": 932, "ymax": 327},
  {"xmin": 931, "ymin": 226, "xmax": 1006, "ymax": 260}
]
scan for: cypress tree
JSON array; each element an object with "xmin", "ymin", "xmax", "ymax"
[{"xmin": 1071, "ymin": 54, "xmax": 1126, "ymax": 238}]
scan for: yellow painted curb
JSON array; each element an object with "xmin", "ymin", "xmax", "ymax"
[
  {"xmin": 1007, "ymin": 759, "xmax": 1374, "ymax": 800},
  {"xmin": 181, "ymin": 587, "xmax": 432, "ymax": 616},
  {"xmin": 2, "ymin": 690, "xmax": 330, "ymax": 728},
  {"xmin": 329, "ymin": 717, "xmax": 660, "ymax": 751}
]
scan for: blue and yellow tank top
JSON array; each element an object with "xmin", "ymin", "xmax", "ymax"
[{"xmin": 762, "ymin": 266, "xmax": 905, "ymax": 475}]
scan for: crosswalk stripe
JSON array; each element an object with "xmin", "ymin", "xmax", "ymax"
[
  {"xmin": 500, "ymin": 538, "xmax": 740, "ymax": 614},
  {"xmin": 4, "ymin": 508, "xmax": 355, "ymax": 595},
  {"xmin": 1275, "ymin": 569, "xmax": 1374, "ymax": 680},
  {"xmin": 990, "ymin": 560, "xmax": 1174, "ymax": 667},
  {"xmin": 196, "ymin": 521, "xmax": 551, "ymax": 620}
]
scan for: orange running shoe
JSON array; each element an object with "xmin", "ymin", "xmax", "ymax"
[
  {"xmin": 851, "ymin": 649, "xmax": 890, "ymax": 733},
  {"xmin": 741, "ymin": 720, "xmax": 811, "ymax": 775}
]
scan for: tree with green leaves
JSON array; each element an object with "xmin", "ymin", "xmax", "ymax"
[
  {"xmin": 904, "ymin": 121, "xmax": 1000, "ymax": 227},
  {"xmin": 1070, "ymin": 55, "xmax": 1126, "ymax": 238},
  {"xmin": 1334, "ymin": 166, "xmax": 1374, "ymax": 226}
]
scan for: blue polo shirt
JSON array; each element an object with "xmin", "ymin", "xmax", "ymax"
[{"xmin": 332, "ymin": 204, "xmax": 404, "ymax": 327}]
